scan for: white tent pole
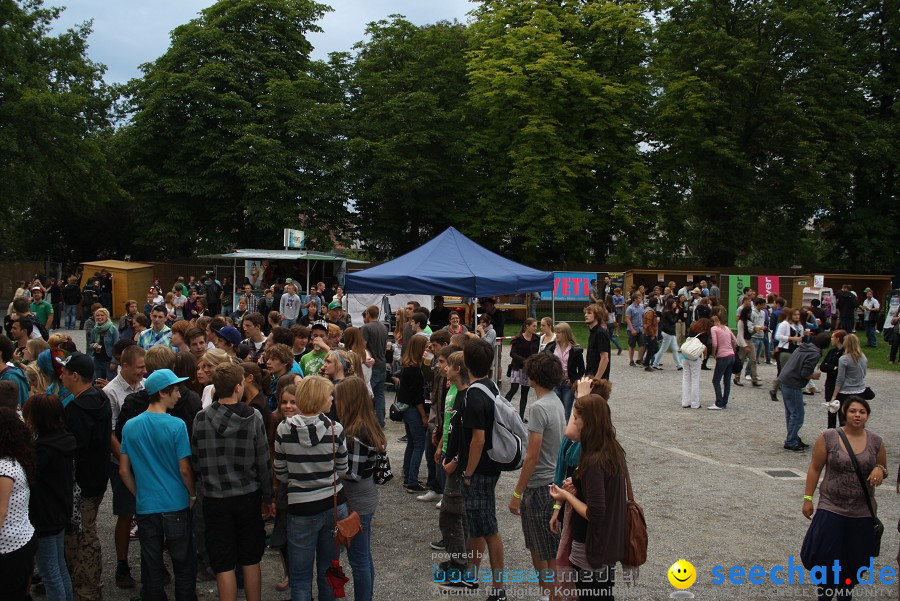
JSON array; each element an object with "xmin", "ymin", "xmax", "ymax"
[
  {"xmin": 552, "ymin": 278, "xmax": 556, "ymax": 324},
  {"xmin": 232, "ymin": 260, "xmax": 237, "ymax": 309}
]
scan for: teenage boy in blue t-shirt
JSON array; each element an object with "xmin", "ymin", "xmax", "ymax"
[{"xmin": 120, "ymin": 369, "xmax": 197, "ymax": 600}]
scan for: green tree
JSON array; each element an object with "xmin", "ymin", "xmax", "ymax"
[
  {"xmin": 816, "ymin": 0, "xmax": 899, "ymax": 272},
  {"xmin": 651, "ymin": 0, "xmax": 862, "ymax": 267},
  {"xmin": 347, "ymin": 16, "xmax": 472, "ymax": 258},
  {"xmin": 465, "ymin": 0, "xmax": 654, "ymax": 264},
  {"xmin": 0, "ymin": 0, "xmax": 121, "ymax": 261},
  {"xmin": 117, "ymin": 0, "xmax": 348, "ymax": 258}
]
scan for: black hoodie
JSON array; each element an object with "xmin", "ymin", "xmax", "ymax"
[
  {"xmin": 64, "ymin": 387, "xmax": 112, "ymax": 497},
  {"xmin": 116, "ymin": 386, "xmax": 202, "ymax": 440},
  {"xmin": 31, "ymin": 430, "xmax": 76, "ymax": 536}
]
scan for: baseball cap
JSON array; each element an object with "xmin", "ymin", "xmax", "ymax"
[
  {"xmin": 61, "ymin": 352, "xmax": 94, "ymax": 380},
  {"xmin": 213, "ymin": 326, "xmax": 243, "ymax": 347},
  {"xmin": 31, "ymin": 286, "xmax": 42, "ymax": 292},
  {"xmin": 145, "ymin": 369, "xmax": 188, "ymax": 395},
  {"xmin": 327, "ymin": 301, "xmax": 342, "ymax": 310},
  {"xmin": 310, "ymin": 320, "xmax": 328, "ymax": 332}
]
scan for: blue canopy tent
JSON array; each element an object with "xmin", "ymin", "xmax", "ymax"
[{"xmin": 345, "ymin": 227, "xmax": 554, "ymax": 298}]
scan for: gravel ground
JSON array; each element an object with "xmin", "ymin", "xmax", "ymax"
[{"xmin": 52, "ymin": 331, "xmax": 899, "ymax": 601}]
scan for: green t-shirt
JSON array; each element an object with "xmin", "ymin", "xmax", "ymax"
[
  {"xmin": 300, "ymin": 350, "xmax": 329, "ymax": 378},
  {"xmin": 30, "ymin": 300, "xmax": 53, "ymax": 326},
  {"xmin": 441, "ymin": 384, "xmax": 458, "ymax": 454}
]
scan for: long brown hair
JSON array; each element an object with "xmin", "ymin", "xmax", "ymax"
[
  {"xmin": 573, "ymin": 394, "xmax": 625, "ymax": 477},
  {"xmin": 342, "ymin": 327, "xmax": 367, "ymax": 358},
  {"xmin": 401, "ymin": 335, "xmax": 428, "ymax": 368},
  {"xmin": 335, "ymin": 377, "xmax": 386, "ymax": 453}
]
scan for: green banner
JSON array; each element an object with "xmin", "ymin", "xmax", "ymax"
[{"xmin": 729, "ymin": 274, "xmax": 751, "ymax": 330}]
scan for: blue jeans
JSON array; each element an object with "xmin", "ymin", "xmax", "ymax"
[
  {"xmin": 403, "ymin": 407, "xmax": 427, "ymax": 486},
  {"xmin": 781, "ymin": 384, "xmax": 805, "ymax": 447},
  {"xmin": 370, "ymin": 368, "xmax": 386, "ymax": 427},
  {"xmin": 64, "ymin": 305, "xmax": 78, "ymax": 330},
  {"xmin": 347, "ymin": 512, "xmax": 375, "ymax": 601},
  {"xmin": 35, "ymin": 530, "xmax": 73, "ymax": 601},
  {"xmin": 864, "ymin": 321, "xmax": 877, "ymax": 347},
  {"xmin": 287, "ymin": 504, "xmax": 348, "ymax": 601},
  {"xmin": 653, "ymin": 332, "xmax": 682, "ymax": 368},
  {"xmin": 555, "ymin": 382, "xmax": 575, "ymax": 422},
  {"xmin": 712, "ymin": 355, "xmax": 734, "ymax": 408},
  {"xmin": 136, "ymin": 508, "xmax": 196, "ymax": 601},
  {"xmin": 425, "ymin": 427, "xmax": 442, "ymax": 493}
]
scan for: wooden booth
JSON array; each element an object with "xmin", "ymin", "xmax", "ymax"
[
  {"xmin": 80, "ymin": 260, "xmax": 155, "ymax": 318},
  {"xmin": 789, "ymin": 273, "xmax": 895, "ymax": 310},
  {"xmin": 623, "ymin": 269, "xmax": 721, "ymax": 296}
]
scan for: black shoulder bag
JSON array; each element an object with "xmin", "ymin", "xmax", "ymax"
[{"xmin": 835, "ymin": 428, "xmax": 884, "ymax": 556}]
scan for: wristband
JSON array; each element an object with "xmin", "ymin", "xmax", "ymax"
[
  {"xmin": 552, "ymin": 504, "xmax": 561, "ymax": 510},
  {"xmin": 803, "ymin": 495, "xmax": 813, "ymax": 502},
  {"xmin": 512, "ymin": 491, "xmax": 522, "ymax": 500},
  {"xmin": 876, "ymin": 464, "xmax": 888, "ymax": 476}
]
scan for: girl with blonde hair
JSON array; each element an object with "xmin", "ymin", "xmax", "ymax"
[
  {"xmin": 274, "ymin": 376, "xmax": 349, "ymax": 601},
  {"xmin": 830, "ymin": 333, "xmax": 870, "ymax": 408},
  {"xmin": 543, "ymin": 322, "xmax": 584, "ymax": 420}
]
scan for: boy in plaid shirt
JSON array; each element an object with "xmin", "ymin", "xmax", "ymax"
[{"xmin": 191, "ymin": 362, "xmax": 274, "ymax": 601}]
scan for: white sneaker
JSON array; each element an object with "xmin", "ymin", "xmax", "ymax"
[
  {"xmin": 744, "ymin": 374, "xmax": 752, "ymax": 380},
  {"xmin": 436, "ymin": 500, "xmax": 442, "ymax": 509},
  {"xmin": 417, "ymin": 490, "xmax": 442, "ymax": 502}
]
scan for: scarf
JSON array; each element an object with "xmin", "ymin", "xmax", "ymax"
[
  {"xmin": 554, "ymin": 437, "xmax": 581, "ymax": 486},
  {"xmin": 91, "ymin": 319, "xmax": 115, "ymax": 345}
]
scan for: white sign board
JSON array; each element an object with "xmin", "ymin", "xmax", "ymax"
[
  {"xmin": 813, "ymin": 274, "xmax": 825, "ymax": 288},
  {"xmin": 283, "ymin": 229, "xmax": 305, "ymax": 249}
]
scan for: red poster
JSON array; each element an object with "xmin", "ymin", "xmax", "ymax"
[{"xmin": 758, "ymin": 275, "xmax": 780, "ymax": 298}]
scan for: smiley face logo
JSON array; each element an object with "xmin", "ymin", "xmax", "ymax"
[{"xmin": 668, "ymin": 559, "xmax": 697, "ymax": 589}]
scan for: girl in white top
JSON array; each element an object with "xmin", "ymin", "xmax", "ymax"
[
  {"xmin": 0, "ymin": 407, "xmax": 37, "ymax": 600},
  {"xmin": 538, "ymin": 317, "xmax": 556, "ymax": 352}
]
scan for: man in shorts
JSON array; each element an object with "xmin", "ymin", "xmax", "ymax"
[
  {"xmin": 508, "ymin": 352, "xmax": 565, "ymax": 601},
  {"xmin": 191, "ymin": 363, "xmax": 275, "ymax": 601},
  {"xmin": 625, "ymin": 292, "xmax": 645, "ymax": 367},
  {"xmin": 458, "ymin": 337, "xmax": 507, "ymax": 601}
]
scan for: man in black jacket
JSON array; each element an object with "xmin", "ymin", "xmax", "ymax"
[
  {"xmin": 60, "ymin": 352, "xmax": 111, "ymax": 601},
  {"xmin": 835, "ymin": 284, "xmax": 857, "ymax": 333}
]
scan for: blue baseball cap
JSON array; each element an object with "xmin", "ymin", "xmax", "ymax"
[{"xmin": 145, "ymin": 369, "xmax": 188, "ymax": 396}]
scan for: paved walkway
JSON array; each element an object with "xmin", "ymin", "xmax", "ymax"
[{"xmin": 53, "ymin": 331, "xmax": 897, "ymax": 601}]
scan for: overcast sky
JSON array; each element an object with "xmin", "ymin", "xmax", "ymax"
[{"xmin": 45, "ymin": 0, "xmax": 473, "ymax": 84}]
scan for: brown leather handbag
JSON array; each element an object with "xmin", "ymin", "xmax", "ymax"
[
  {"xmin": 331, "ymin": 422, "xmax": 362, "ymax": 547},
  {"xmin": 623, "ymin": 467, "xmax": 648, "ymax": 566}
]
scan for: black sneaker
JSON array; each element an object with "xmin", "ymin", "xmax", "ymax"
[
  {"xmin": 797, "ymin": 440, "xmax": 810, "ymax": 449},
  {"xmin": 439, "ymin": 575, "xmax": 478, "ymax": 591},
  {"xmin": 398, "ymin": 435, "xmax": 408, "ymax": 442},
  {"xmin": 783, "ymin": 444, "xmax": 805, "ymax": 452},
  {"xmin": 486, "ymin": 591, "xmax": 508, "ymax": 601},
  {"xmin": 115, "ymin": 564, "xmax": 136, "ymax": 589},
  {"xmin": 431, "ymin": 539, "xmax": 447, "ymax": 550},
  {"xmin": 769, "ymin": 390, "xmax": 778, "ymax": 402},
  {"xmin": 406, "ymin": 483, "xmax": 427, "ymax": 493}
]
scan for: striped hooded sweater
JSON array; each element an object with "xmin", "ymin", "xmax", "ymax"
[{"xmin": 274, "ymin": 412, "xmax": 348, "ymax": 516}]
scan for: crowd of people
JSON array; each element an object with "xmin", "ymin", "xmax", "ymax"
[{"xmin": 0, "ymin": 271, "xmax": 896, "ymax": 601}]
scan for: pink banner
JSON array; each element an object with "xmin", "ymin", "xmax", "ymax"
[{"xmin": 758, "ymin": 275, "xmax": 780, "ymax": 298}]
